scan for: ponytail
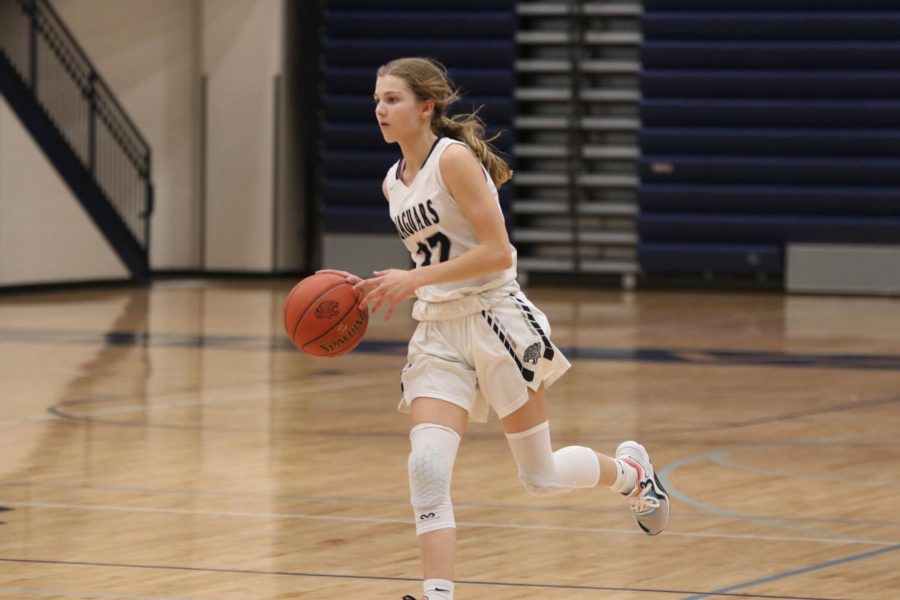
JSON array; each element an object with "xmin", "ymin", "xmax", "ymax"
[{"xmin": 433, "ymin": 111, "xmax": 513, "ymax": 189}]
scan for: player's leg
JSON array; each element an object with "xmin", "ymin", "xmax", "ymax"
[
  {"xmin": 501, "ymin": 384, "xmax": 621, "ymax": 491},
  {"xmin": 501, "ymin": 385, "xmax": 670, "ymax": 535},
  {"xmin": 408, "ymin": 396, "xmax": 468, "ymax": 600}
]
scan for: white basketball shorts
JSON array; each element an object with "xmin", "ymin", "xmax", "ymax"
[{"xmin": 399, "ymin": 290, "xmax": 571, "ymax": 423}]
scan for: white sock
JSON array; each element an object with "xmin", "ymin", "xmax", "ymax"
[
  {"xmin": 610, "ymin": 457, "xmax": 640, "ymax": 495},
  {"xmin": 423, "ymin": 578, "xmax": 453, "ymax": 600}
]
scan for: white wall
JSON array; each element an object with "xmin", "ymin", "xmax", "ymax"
[
  {"xmin": 202, "ymin": 0, "xmax": 284, "ymax": 271},
  {"xmin": 52, "ymin": 0, "xmax": 203, "ymax": 271},
  {"xmin": 0, "ymin": 0, "xmax": 304, "ymax": 285},
  {"xmin": 0, "ymin": 99, "xmax": 129, "ymax": 284}
]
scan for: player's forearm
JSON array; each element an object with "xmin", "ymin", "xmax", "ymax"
[{"xmin": 412, "ymin": 243, "xmax": 512, "ymax": 289}]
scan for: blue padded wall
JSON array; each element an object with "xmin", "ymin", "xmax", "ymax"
[
  {"xmin": 319, "ymin": 0, "xmax": 515, "ymax": 234},
  {"xmin": 638, "ymin": 1, "xmax": 900, "ymax": 278}
]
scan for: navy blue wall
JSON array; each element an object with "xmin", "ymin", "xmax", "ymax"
[
  {"xmin": 639, "ymin": 0, "xmax": 900, "ymax": 278},
  {"xmin": 319, "ymin": 0, "xmax": 516, "ymax": 234}
]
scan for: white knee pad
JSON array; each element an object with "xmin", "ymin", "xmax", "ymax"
[
  {"xmin": 408, "ymin": 423, "xmax": 460, "ymax": 535},
  {"xmin": 506, "ymin": 421, "xmax": 600, "ymax": 496}
]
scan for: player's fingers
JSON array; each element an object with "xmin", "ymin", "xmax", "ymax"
[
  {"xmin": 352, "ymin": 278, "xmax": 376, "ymax": 294},
  {"xmin": 318, "ymin": 269, "xmax": 361, "ymax": 285},
  {"xmin": 361, "ymin": 284, "xmax": 384, "ymax": 308},
  {"xmin": 370, "ymin": 296, "xmax": 386, "ymax": 316}
]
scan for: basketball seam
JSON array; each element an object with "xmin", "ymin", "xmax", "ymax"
[
  {"xmin": 289, "ymin": 278, "xmax": 348, "ymax": 344},
  {"xmin": 300, "ymin": 288, "xmax": 369, "ymax": 356},
  {"xmin": 306, "ymin": 311, "xmax": 367, "ymax": 356},
  {"xmin": 299, "ymin": 285, "xmax": 366, "ymax": 354}
]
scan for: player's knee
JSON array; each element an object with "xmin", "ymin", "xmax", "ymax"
[
  {"xmin": 408, "ymin": 444, "xmax": 452, "ymax": 509},
  {"xmin": 517, "ymin": 451, "xmax": 573, "ymax": 496},
  {"xmin": 408, "ymin": 423, "xmax": 460, "ymax": 534},
  {"xmin": 517, "ymin": 469, "xmax": 572, "ymax": 496},
  {"xmin": 517, "ymin": 446, "xmax": 599, "ymax": 496}
]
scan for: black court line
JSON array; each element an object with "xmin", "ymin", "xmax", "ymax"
[
  {"xmin": 54, "ymin": 369, "xmax": 371, "ymax": 407},
  {"xmin": 44, "ymin": 385, "xmax": 900, "ymax": 445},
  {"xmin": 3, "ymin": 327, "xmax": 900, "ymax": 372},
  {"xmin": 5, "ymin": 480, "xmax": 900, "ymax": 528},
  {"xmin": 7, "ymin": 480, "xmax": 900, "ymax": 527},
  {"xmin": 45, "ymin": 405, "xmax": 420, "ymax": 436},
  {"xmin": 43, "ymin": 402, "xmax": 900, "ymax": 449},
  {"xmin": 43, "ymin": 407, "xmax": 900, "ymax": 449},
  {"xmin": 0, "ymin": 558, "xmax": 840, "ymax": 600}
]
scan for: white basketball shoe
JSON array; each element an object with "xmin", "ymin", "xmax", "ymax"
[{"xmin": 616, "ymin": 441, "xmax": 670, "ymax": 536}]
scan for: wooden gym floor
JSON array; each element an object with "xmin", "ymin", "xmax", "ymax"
[{"xmin": 1, "ymin": 279, "xmax": 898, "ymax": 599}]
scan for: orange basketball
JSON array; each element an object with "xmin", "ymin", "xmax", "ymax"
[{"xmin": 283, "ymin": 273, "xmax": 369, "ymax": 357}]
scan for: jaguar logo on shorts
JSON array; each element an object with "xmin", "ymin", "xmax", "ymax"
[
  {"xmin": 523, "ymin": 342, "xmax": 541, "ymax": 365},
  {"xmin": 314, "ymin": 300, "xmax": 340, "ymax": 319}
]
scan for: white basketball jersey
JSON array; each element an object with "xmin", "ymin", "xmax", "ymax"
[{"xmin": 385, "ymin": 137, "xmax": 518, "ymax": 304}]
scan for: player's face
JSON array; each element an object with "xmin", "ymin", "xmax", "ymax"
[{"xmin": 374, "ymin": 75, "xmax": 429, "ymax": 143}]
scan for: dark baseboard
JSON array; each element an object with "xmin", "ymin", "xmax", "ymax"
[
  {"xmin": 524, "ymin": 270, "xmax": 784, "ymax": 294},
  {"xmin": 0, "ymin": 270, "xmax": 317, "ymax": 295},
  {"xmin": 152, "ymin": 270, "xmax": 312, "ymax": 281},
  {"xmin": 524, "ymin": 271, "xmax": 625, "ymax": 288},
  {"xmin": 0, "ymin": 277, "xmax": 139, "ymax": 296},
  {"xmin": 638, "ymin": 273, "xmax": 784, "ymax": 294}
]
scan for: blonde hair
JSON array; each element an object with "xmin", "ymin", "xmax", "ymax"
[{"xmin": 377, "ymin": 57, "xmax": 513, "ymax": 188}]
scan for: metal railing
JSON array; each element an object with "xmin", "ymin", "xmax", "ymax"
[{"xmin": 0, "ymin": 0, "xmax": 152, "ymax": 249}]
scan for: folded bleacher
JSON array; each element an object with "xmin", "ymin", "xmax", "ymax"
[
  {"xmin": 319, "ymin": 0, "xmax": 515, "ymax": 235},
  {"xmin": 638, "ymin": 0, "xmax": 900, "ymax": 278}
]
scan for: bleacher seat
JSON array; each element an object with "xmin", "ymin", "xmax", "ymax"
[
  {"xmin": 641, "ymin": 99, "xmax": 900, "ymax": 129},
  {"xmin": 319, "ymin": 1, "xmax": 515, "ymax": 236},
  {"xmin": 641, "ymin": 128, "xmax": 900, "ymax": 157},
  {"xmin": 639, "ymin": 184, "xmax": 900, "ymax": 216},
  {"xmin": 640, "ymin": 242, "xmax": 782, "ymax": 275},
  {"xmin": 639, "ymin": 2, "xmax": 900, "ymax": 277}
]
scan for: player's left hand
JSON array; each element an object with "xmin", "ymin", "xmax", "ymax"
[{"xmin": 358, "ymin": 268, "xmax": 418, "ymax": 321}]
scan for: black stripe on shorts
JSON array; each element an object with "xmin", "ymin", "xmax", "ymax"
[
  {"xmin": 511, "ymin": 294, "xmax": 555, "ymax": 360},
  {"xmin": 481, "ymin": 310, "xmax": 535, "ymax": 383}
]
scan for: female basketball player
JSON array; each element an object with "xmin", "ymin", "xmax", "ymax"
[{"xmin": 320, "ymin": 57, "xmax": 669, "ymax": 600}]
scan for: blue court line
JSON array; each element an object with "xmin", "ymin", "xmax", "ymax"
[
  {"xmin": 659, "ymin": 440, "xmax": 900, "ymax": 598},
  {"xmin": 657, "ymin": 449, "xmax": 872, "ymax": 543},
  {"xmin": 681, "ymin": 543, "xmax": 900, "ymax": 600},
  {"xmin": 3, "ymin": 327, "xmax": 900, "ymax": 372},
  {"xmin": 658, "ymin": 439, "xmax": 900, "ymax": 545},
  {"xmin": 709, "ymin": 454, "xmax": 900, "ymax": 487}
]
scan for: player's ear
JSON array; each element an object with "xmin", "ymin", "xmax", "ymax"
[{"xmin": 420, "ymin": 99, "xmax": 435, "ymax": 121}]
